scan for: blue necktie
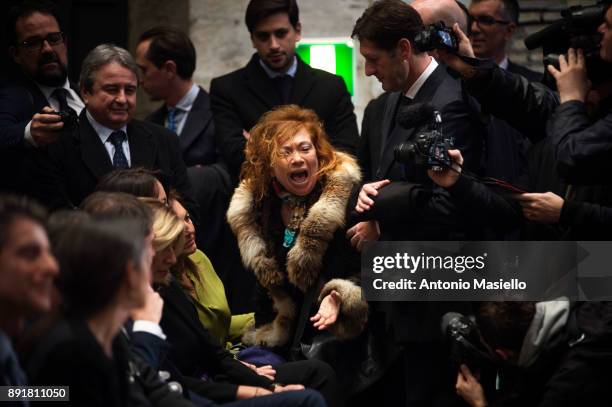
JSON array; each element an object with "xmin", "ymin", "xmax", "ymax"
[
  {"xmin": 167, "ymin": 107, "xmax": 178, "ymax": 133},
  {"xmin": 109, "ymin": 130, "xmax": 129, "ymax": 169}
]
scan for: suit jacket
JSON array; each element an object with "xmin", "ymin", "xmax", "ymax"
[
  {"xmin": 0, "ymin": 79, "xmax": 79, "ymax": 193},
  {"xmin": 27, "ymin": 110, "xmax": 197, "ymax": 216},
  {"xmin": 358, "ymin": 64, "xmax": 485, "ymax": 241},
  {"xmin": 357, "ymin": 65, "xmax": 481, "ymax": 343},
  {"xmin": 147, "ymin": 86, "xmax": 217, "ymax": 167},
  {"xmin": 157, "ymin": 277, "xmax": 273, "ymax": 403},
  {"xmin": 210, "ymin": 54, "xmax": 359, "ymax": 180}
]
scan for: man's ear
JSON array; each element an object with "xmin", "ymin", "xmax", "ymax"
[
  {"xmin": 163, "ymin": 60, "xmax": 178, "ymax": 77},
  {"xmin": 505, "ymin": 22, "xmax": 517, "ymax": 40},
  {"xmin": 10, "ymin": 46, "xmax": 20, "ymax": 65},
  {"xmin": 397, "ymin": 38, "xmax": 412, "ymax": 61},
  {"xmin": 80, "ymin": 86, "xmax": 89, "ymax": 105},
  {"xmin": 294, "ymin": 21, "xmax": 302, "ymax": 41}
]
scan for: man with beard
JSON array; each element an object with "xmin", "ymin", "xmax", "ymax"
[
  {"xmin": 210, "ymin": 0, "xmax": 359, "ymax": 183},
  {"xmin": 0, "ymin": 1, "xmax": 84, "ymax": 193}
]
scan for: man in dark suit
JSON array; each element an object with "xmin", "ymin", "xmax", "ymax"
[
  {"xmin": 210, "ymin": 0, "xmax": 359, "ymax": 182},
  {"xmin": 348, "ymin": 1, "xmax": 485, "ymax": 406},
  {"xmin": 136, "ymin": 26, "xmax": 231, "ymax": 267},
  {"xmin": 29, "ymin": 44, "xmax": 197, "ymax": 217},
  {"xmin": 0, "ymin": 0, "xmax": 84, "ymax": 192},
  {"xmin": 469, "ymin": 0, "xmax": 542, "ymax": 185}
]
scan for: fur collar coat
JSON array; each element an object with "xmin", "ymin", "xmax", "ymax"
[{"xmin": 227, "ymin": 152, "xmax": 368, "ymax": 347}]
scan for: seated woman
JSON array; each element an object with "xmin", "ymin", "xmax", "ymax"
[
  {"xmin": 143, "ymin": 200, "xmax": 339, "ymax": 406},
  {"xmin": 26, "ymin": 218, "xmax": 156, "ymax": 405},
  {"xmin": 226, "ymin": 105, "xmax": 367, "ymax": 356},
  {"xmin": 96, "ymin": 167, "xmax": 168, "ymax": 204},
  {"xmin": 170, "ymin": 195, "xmax": 254, "ymax": 348}
]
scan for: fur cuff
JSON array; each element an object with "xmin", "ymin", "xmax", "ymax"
[
  {"xmin": 242, "ymin": 289, "xmax": 296, "ymax": 347},
  {"xmin": 318, "ymin": 278, "xmax": 368, "ymax": 340}
]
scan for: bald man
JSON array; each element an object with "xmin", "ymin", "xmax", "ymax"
[{"xmin": 411, "ymin": 0, "xmax": 468, "ymax": 32}]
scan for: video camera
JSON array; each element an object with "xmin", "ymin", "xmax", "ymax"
[
  {"xmin": 394, "ymin": 103, "xmax": 454, "ymax": 172},
  {"xmin": 525, "ymin": 1, "xmax": 612, "ymax": 86},
  {"xmin": 441, "ymin": 312, "xmax": 497, "ymax": 372},
  {"xmin": 414, "ymin": 21, "xmax": 459, "ymax": 53}
]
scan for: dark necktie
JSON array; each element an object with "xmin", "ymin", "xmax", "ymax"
[
  {"xmin": 274, "ymin": 75, "xmax": 293, "ymax": 104},
  {"xmin": 52, "ymin": 88, "xmax": 77, "ymax": 116},
  {"xmin": 109, "ymin": 130, "xmax": 129, "ymax": 169},
  {"xmin": 167, "ymin": 107, "xmax": 179, "ymax": 133}
]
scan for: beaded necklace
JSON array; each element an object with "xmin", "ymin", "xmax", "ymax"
[{"xmin": 272, "ymin": 179, "xmax": 311, "ymax": 248}]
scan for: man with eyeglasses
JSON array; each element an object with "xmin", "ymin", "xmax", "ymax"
[
  {"xmin": 0, "ymin": 0, "xmax": 84, "ymax": 194},
  {"xmin": 469, "ymin": 0, "xmax": 540, "ymax": 81},
  {"xmin": 468, "ymin": 0, "xmax": 543, "ymax": 202}
]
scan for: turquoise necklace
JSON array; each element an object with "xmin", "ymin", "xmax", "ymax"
[{"xmin": 281, "ymin": 195, "xmax": 308, "ymax": 248}]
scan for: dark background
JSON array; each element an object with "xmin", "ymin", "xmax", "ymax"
[{"xmin": 1, "ymin": 0, "xmax": 128, "ymax": 85}]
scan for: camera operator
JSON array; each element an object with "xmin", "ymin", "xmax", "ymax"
[
  {"xmin": 437, "ymin": 2, "xmax": 612, "ymax": 186},
  {"xmin": 429, "ymin": 8, "xmax": 612, "ymax": 239},
  {"xmin": 455, "ymin": 300, "xmax": 612, "ymax": 407}
]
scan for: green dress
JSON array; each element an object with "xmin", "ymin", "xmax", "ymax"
[{"xmin": 185, "ymin": 249, "xmax": 255, "ymax": 348}]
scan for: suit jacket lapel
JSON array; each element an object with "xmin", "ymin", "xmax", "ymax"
[
  {"xmin": 377, "ymin": 65, "xmax": 446, "ymax": 178},
  {"xmin": 79, "ymin": 112, "xmax": 114, "ymax": 179},
  {"xmin": 180, "ymin": 87, "xmax": 213, "ymax": 152},
  {"xmin": 127, "ymin": 120, "xmax": 156, "ymax": 168},
  {"xmin": 245, "ymin": 55, "xmax": 281, "ymax": 108},
  {"xmin": 147, "ymin": 105, "xmax": 167, "ymax": 126},
  {"xmin": 290, "ymin": 57, "xmax": 316, "ymax": 104},
  {"xmin": 376, "ymin": 92, "xmax": 401, "ymax": 178}
]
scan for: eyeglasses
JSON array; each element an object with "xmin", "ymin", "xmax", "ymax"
[
  {"xmin": 470, "ymin": 14, "xmax": 511, "ymax": 28},
  {"xmin": 17, "ymin": 32, "xmax": 65, "ymax": 52}
]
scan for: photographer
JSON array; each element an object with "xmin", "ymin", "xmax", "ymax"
[
  {"xmin": 429, "ymin": 8, "xmax": 612, "ymax": 239},
  {"xmin": 437, "ymin": 2, "xmax": 612, "ymax": 186},
  {"xmin": 455, "ymin": 301, "xmax": 612, "ymax": 407}
]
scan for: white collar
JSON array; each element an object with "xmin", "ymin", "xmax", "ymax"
[
  {"xmin": 36, "ymin": 77, "xmax": 72, "ymax": 103},
  {"xmin": 171, "ymin": 83, "xmax": 199, "ymax": 112},
  {"xmin": 259, "ymin": 56, "xmax": 298, "ymax": 79},
  {"xmin": 404, "ymin": 57, "xmax": 438, "ymax": 99},
  {"xmin": 498, "ymin": 56, "xmax": 509, "ymax": 70},
  {"xmin": 86, "ymin": 110, "xmax": 128, "ymax": 143}
]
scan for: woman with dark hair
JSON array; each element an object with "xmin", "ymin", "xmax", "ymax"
[
  {"xmin": 26, "ymin": 218, "xmax": 155, "ymax": 406},
  {"xmin": 96, "ymin": 167, "xmax": 168, "ymax": 204},
  {"xmin": 227, "ymin": 106, "xmax": 375, "ymax": 397}
]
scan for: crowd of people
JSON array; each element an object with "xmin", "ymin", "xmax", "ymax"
[{"xmin": 1, "ymin": 0, "xmax": 612, "ymax": 406}]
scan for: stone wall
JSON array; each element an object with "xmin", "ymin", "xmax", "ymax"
[{"xmin": 129, "ymin": 0, "xmax": 595, "ymax": 121}]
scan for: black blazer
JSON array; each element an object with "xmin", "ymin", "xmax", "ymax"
[
  {"xmin": 507, "ymin": 60, "xmax": 542, "ymax": 83},
  {"xmin": 358, "ymin": 64, "xmax": 485, "ymax": 241},
  {"xmin": 157, "ymin": 277, "xmax": 273, "ymax": 403},
  {"xmin": 0, "ymin": 79, "xmax": 79, "ymax": 192},
  {"xmin": 27, "ymin": 110, "xmax": 197, "ymax": 216},
  {"xmin": 147, "ymin": 86, "xmax": 217, "ymax": 167},
  {"xmin": 210, "ymin": 54, "xmax": 359, "ymax": 180}
]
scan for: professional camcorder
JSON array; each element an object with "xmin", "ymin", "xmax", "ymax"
[
  {"xmin": 414, "ymin": 21, "xmax": 459, "ymax": 52},
  {"xmin": 525, "ymin": 1, "xmax": 612, "ymax": 86},
  {"xmin": 394, "ymin": 103, "xmax": 454, "ymax": 172}
]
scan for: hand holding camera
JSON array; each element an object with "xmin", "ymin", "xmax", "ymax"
[
  {"xmin": 31, "ymin": 106, "xmax": 65, "ymax": 146},
  {"xmin": 30, "ymin": 106, "xmax": 79, "ymax": 146},
  {"xmin": 427, "ymin": 149, "xmax": 463, "ymax": 188}
]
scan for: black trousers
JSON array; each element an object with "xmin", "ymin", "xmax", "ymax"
[{"xmin": 275, "ymin": 359, "xmax": 341, "ymax": 407}]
